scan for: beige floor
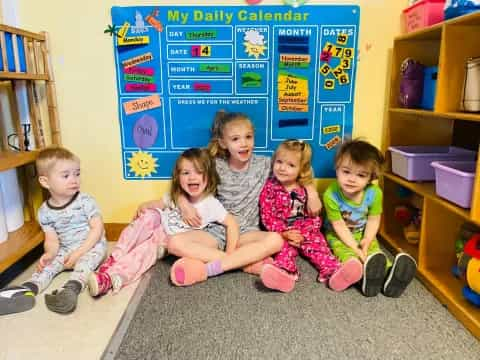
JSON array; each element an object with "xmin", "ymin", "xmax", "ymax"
[{"xmin": 0, "ymin": 243, "xmax": 141, "ymax": 360}]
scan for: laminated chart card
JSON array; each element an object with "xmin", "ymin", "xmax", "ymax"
[{"xmin": 110, "ymin": 5, "xmax": 359, "ymax": 179}]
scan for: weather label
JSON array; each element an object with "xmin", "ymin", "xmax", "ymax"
[{"xmin": 111, "ymin": 5, "xmax": 359, "ymax": 179}]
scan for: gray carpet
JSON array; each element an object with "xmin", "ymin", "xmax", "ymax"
[{"xmin": 114, "ymin": 257, "xmax": 480, "ymax": 360}]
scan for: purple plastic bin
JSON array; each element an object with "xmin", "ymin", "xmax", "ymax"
[
  {"xmin": 389, "ymin": 146, "xmax": 476, "ymax": 181},
  {"xmin": 431, "ymin": 161, "xmax": 476, "ymax": 208}
]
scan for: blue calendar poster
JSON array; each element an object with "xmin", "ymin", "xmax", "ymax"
[{"xmin": 110, "ymin": 5, "xmax": 360, "ymax": 179}]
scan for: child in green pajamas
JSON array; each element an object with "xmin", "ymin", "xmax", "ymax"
[{"xmin": 323, "ymin": 139, "xmax": 417, "ymax": 297}]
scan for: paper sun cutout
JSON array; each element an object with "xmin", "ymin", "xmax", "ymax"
[
  {"xmin": 243, "ymin": 30, "xmax": 267, "ymax": 59},
  {"xmin": 128, "ymin": 151, "xmax": 158, "ymax": 178}
]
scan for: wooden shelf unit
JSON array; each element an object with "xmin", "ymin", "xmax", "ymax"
[
  {"xmin": 0, "ymin": 221, "xmax": 43, "ymax": 273},
  {"xmin": 381, "ymin": 11, "xmax": 480, "ymax": 339},
  {"xmin": 0, "ymin": 24, "xmax": 60, "ymax": 274}
]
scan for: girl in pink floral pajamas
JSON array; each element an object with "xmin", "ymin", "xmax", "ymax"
[{"xmin": 259, "ymin": 139, "xmax": 363, "ymax": 293}]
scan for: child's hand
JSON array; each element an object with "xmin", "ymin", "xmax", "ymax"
[
  {"xmin": 64, "ymin": 249, "xmax": 84, "ymax": 269},
  {"xmin": 281, "ymin": 230, "xmax": 304, "ymax": 247},
  {"xmin": 37, "ymin": 252, "xmax": 55, "ymax": 272},
  {"xmin": 359, "ymin": 238, "xmax": 370, "ymax": 258},
  {"xmin": 178, "ymin": 202, "xmax": 201, "ymax": 227},
  {"xmin": 354, "ymin": 247, "xmax": 367, "ymax": 263},
  {"xmin": 175, "ymin": 195, "xmax": 202, "ymax": 227}
]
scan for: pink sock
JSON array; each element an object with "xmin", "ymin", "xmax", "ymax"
[{"xmin": 206, "ymin": 260, "xmax": 223, "ymax": 277}]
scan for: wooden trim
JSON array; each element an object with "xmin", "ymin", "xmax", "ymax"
[
  {"xmin": 0, "ymin": 24, "xmax": 45, "ymax": 41},
  {"xmin": 8, "ymin": 82, "xmax": 25, "ymax": 151},
  {"xmin": 33, "ymin": 41, "xmax": 43, "ymax": 75},
  {"xmin": 0, "ymin": 222, "xmax": 43, "ymax": 273},
  {"xmin": 27, "ymin": 41, "xmax": 37, "ymax": 74},
  {"xmin": 105, "ymin": 223, "xmax": 127, "ymax": 242},
  {"xmin": 394, "ymin": 22, "xmax": 443, "ymax": 41},
  {"xmin": 23, "ymin": 37, "xmax": 32, "ymax": 74},
  {"xmin": 26, "ymin": 80, "xmax": 44, "ymax": 148},
  {"xmin": 42, "ymin": 32, "xmax": 61, "ymax": 145},
  {"xmin": 31, "ymin": 81, "xmax": 46, "ymax": 147},
  {"xmin": 471, "ymin": 147, "xmax": 480, "ymax": 223},
  {"xmin": 0, "ymin": 150, "xmax": 38, "ymax": 171},
  {"xmin": 0, "ymin": 72, "xmax": 48, "ymax": 80},
  {"xmin": 0, "ymin": 31, "xmax": 8, "ymax": 72},
  {"xmin": 389, "ymin": 108, "xmax": 480, "ymax": 123}
]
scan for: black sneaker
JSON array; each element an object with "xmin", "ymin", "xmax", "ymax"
[
  {"xmin": 362, "ymin": 252, "xmax": 387, "ymax": 297},
  {"xmin": 383, "ymin": 253, "xmax": 417, "ymax": 298}
]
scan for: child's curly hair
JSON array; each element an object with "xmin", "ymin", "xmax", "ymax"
[
  {"xmin": 335, "ymin": 138, "xmax": 385, "ymax": 181},
  {"xmin": 273, "ymin": 139, "xmax": 313, "ymax": 186}
]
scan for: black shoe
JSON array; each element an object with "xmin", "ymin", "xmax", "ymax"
[
  {"xmin": 0, "ymin": 286, "xmax": 36, "ymax": 315},
  {"xmin": 383, "ymin": 253, "xmax": 417, "ymax": 298},
  {"xmin": 362, "ymin": 252, "xmax": 387, "ymax": 297}
]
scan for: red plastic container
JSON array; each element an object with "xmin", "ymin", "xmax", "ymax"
[{"xmin": 403, "ymin": 0, "xmax": 446, "ymax": 33}]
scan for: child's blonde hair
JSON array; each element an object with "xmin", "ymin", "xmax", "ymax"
[
  {"xmin": 170, "ymin": 148, "xmax": 219, "ymax": 205},
  {"xmin": 335, "ymin": 138, "xmax": 385, "ymax": 181},
  {"xmin": 36, "ymin": 146, "xmax": 79, "ymax": 176},
  {"xmin": 207, "ymin": 110, "xmax": 253, "ymax": 159},
  {"xmin": 274, "ymin": 139, "xmax": 313, "ymax": 186}
]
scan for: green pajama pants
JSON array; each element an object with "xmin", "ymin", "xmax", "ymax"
[{"xmin": 326, "ymin": 231, "xmax": 392, "ymax": 267}]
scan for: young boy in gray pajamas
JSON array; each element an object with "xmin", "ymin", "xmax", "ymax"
[{"xmin": 0, "ymin": 147, "xmax": 107, "ymax": 315}]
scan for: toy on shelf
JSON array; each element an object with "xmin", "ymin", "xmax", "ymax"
[
  {"xmin": 394, "ymin": 186, "xmax": 423, "ymax": 244},
  {"xmin": 463, "ymin": 234, "xmax": 480, "ymax": 306},
  {"xmin": 399, "ymin": 58, "xmax": 425, "ymax": 108},
  {"xmin": 452, "ymin": 222, "xmax": 480, "ymax": 306},
  {"xmin": 455, "ymin": 222, "xmax": 480, "ymax": 260},
  {"xmin": 394, "ymin": 205, "xmax": 422, "ymax": 244}
]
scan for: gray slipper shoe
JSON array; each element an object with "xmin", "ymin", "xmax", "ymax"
[
  {"xmin": 0, "ymin": 286, "xmax": 36, "ymax": 315},
  {"xmin": 45, "ymin": 280, "xmax": 82, "ymax": 314}
]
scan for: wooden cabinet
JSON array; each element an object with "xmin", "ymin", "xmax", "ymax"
[
  {"xmin": 0, "ymin": 24, "xmax": 60, "ymax": 273},
  {"xmin": 382, "ymin": 12, "xmax": 480, "ymax": 339}
]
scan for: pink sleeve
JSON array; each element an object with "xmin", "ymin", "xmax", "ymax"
[{"xmin": 259, "ymin": 180, "xmax": 287, "ymax": 233}]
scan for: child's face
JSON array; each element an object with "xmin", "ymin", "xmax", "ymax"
[
  {"xmin": 219, "ymin": 120, "xmax": 254, "ymax": 168},
  {"xmin": 273, "ymin": 148, "xmax": 301, "ymax": 189},
  {"xmin": 40, "ymin": 159, "xmax": 81, "ymax": 201},
  {"xmin": 178, "ymin": 159, "xmax": 207, "ymax": 202},
  {"xmin": 336, "ymin": 155, "xmax": 373, "ymax": 198}
]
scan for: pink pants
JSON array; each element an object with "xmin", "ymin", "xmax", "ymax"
[
  {"xmin": 105, "ymin": 209, "xmax": 168, "ymax": 287},
  {"xmin": 274, "ymin": 219, "xmax": 340, "ymax": 282}
]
